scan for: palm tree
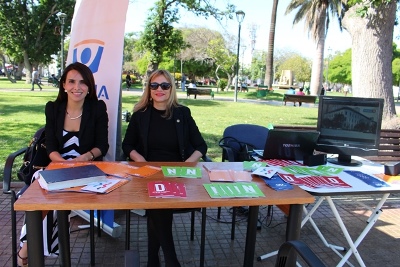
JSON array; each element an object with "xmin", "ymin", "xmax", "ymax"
[
  {"xmin": 285, "ymin": 0, "xmax": 344, "ymax": 95},
  {"xmin": 265, "ymin": 0, "xmax": 279, "ymax": 88}
]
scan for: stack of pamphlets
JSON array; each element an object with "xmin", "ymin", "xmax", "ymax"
[{"xmin": 148, "ymin": 181, "xmax": 187, "ymax": 198}]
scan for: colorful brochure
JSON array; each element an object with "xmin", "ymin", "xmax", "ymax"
[
  {"xmin": 261, "ymin": 159, "xmax": 302, "ymax": 167},
  {"xmin": 262, "ymin": 174, "xmax": 294, "ymax": 191},
  {"xmin": 243, "ymin": 161, "xmax": 267, "ymax": 171},
  {"xmin": 207, "ymin": 169, "xmax": 253, "ymax": 182},
  {"xmin": 147, "ymin": 181, "xmax": 187, "ymax": 198},
  {"xmin": 278, "ymin": 173, "xmax": 352, "ymax": 188},
  {"xmin": 281, "ymin": 165, "xmax": 344, "ymax": 176},
  {"xmin": 203, "ymin": 182, "xmax": 265, "ymax": 198},
  {"xmin": 81, "ymin": 178, "xmax": 122, "ymax": 193},
  {"xmin": 251, "ymin": 166, "xmax": 280, "ymax": 179},
  {"xmin": 161, "ymin": 166, "xmax": 202, "ymax": 178},
  {"xmin": 51, "ymin": 177, "xmax": 130, "ymax": 194},
  {"xmin": 374, "ymin": 173, "xmax": 400, "ymax": 185},
  {"xmin": 344, "ymin": 170, "xmax": 390, "ymax": 188}
]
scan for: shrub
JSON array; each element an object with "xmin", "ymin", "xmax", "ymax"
[{"xmin": 217, "ymin": 79, "xmax": 227, "ymax": 91}]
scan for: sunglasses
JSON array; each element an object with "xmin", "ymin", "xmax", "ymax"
[{"xmin": 149, "ymin": 82, "xmax": 172, "ymax": 90}]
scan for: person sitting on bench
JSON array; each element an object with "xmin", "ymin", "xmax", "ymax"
[{"xmin": 296, "ymin": 87, "xmax": 305, "ymax": 106}]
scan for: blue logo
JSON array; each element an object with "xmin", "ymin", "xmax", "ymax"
[{"xmin": 72, "ymin": 39, "xmax": 104, "ymax": 73}]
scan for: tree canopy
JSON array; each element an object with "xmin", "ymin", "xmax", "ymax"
[
  {"xmin": 136, "ymin": 0, "xmax": 235, "ymax": 77},
  {"xmin": 0, "ymin": 0, "xmax": 74, "ymax": 81}
]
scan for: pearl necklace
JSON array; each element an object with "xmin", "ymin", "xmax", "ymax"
[{"xmin": 66, "ymin": 111, "xmax": 83, "ymax": 120}]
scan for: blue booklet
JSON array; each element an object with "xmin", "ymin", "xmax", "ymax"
[
  {"xmin": 262, "ymin": 174, "xmax": 293, "ymax": 191},
  {"xmin": 344, "ymin": 170, "xmax": 390, "ymax": 188}
]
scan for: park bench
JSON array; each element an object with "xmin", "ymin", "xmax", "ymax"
[
  {"xmin": 283, "ymin": 94, "xmax": 317, "ymax": 106},
  {"xmin": 187, "ymin": 88, "xmax": 214, "ymax": 99},
  {"xmin": 273, "ymin": 125, "xmax": 400, "ymax": 163}
]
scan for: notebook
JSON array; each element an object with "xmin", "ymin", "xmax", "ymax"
[{"xmin": 262, "ymin": 129, "xmax": 320, "ymax": 160}]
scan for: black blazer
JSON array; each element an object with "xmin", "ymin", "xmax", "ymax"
[
  {"xmin": 122, "ymin": 105, "xmax": 207, "ymax": 161},
  {"xmin": 45, "ymin": 99, "xmax": 109, "ymax": 159}
]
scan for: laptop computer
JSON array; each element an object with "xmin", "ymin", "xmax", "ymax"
[{"xmin": 262, "ymin": 129, "xmax": 320, "ymax": 160}]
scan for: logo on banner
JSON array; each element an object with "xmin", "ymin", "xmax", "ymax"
[
  {"xmin": 72, "ymin": 39, "xmax": 109, "ymax": 99},
  {"xmin": 72, "ymin": 39, "xmax": 104, "ymax": 73}
]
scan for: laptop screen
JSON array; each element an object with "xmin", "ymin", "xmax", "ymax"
[{"xmin": 262, "ymin": 129, "xmax": 320, "ymax": 160}]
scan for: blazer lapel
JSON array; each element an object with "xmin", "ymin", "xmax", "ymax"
[
  {"xmin": 173, "ymin": 108, "xmax": 185, "ymax": 160},
  {"xmin": 79, "ymin": 101, "xmax": 91, "ymax": 141}
]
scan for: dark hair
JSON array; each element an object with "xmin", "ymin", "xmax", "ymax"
[{"xmin": 56, "ymin": 62, "xmax": 97, "ymax": 101}]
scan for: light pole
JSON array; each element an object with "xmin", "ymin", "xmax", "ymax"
[
  {"xmin": 57, "ymin": 12, "xmax": 67, "ymax": 74},
  {"xmin": 234, "ymin": 10, "xmax": 245, "ymax": 102},
  {"xmin": 260, "ymin": 67, "xmax": 264, "ymax": 85}
]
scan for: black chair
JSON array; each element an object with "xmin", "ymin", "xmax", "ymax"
[
  {"xmin": 218, "ymin": 124, "xmax": 269, "ymax": 239},
  {"xmin": 275, "ymin": 240, "xmax": 326, "ymax": 267},
  {"xmin": 3, "ymin": 128, "xmax": 100, "ymax": 267},
  {"xmin": 220, "ymin": 123, "xmax": 269, "ymax": 162}
]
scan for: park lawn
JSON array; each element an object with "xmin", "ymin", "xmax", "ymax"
[{"xmin": 0, "ymin": 88, "xmax": 320, "ymax": 182}]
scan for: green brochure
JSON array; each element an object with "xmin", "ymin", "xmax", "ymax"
[
  {"xmin": 161, "ymin": 166, "xmax": 202, "ymax": 178},
  {"xmin": 282, "ymin": 165, "xmax": 344, "ymax": 176},
  {"xmin": 203, "ymin": 182, "xmax": 265, "ymax": 198},
  {"xmin": 243, "ymin": 161, "xmax": 267, "ymax": 171},
  {"xmin": 203, "ymin": 184, "xmax": 230, "ymax": 198}
]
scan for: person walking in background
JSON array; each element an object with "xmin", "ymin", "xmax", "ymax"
[
  {"xmin": 181, "ymin": 73, "xmax": 186, "ymax": 91},
  {"xmin": 126, "ymin": 72, "xmax": 132, "ymax": 90},
  {"xmin": 343, "ymin": 84, "xmax": 349, "ymax": 96},
  {"xmin": 122, "ymin": 69, "xmax": 207, "ymax": 267},
  {"xmin": 31, "ymin": 67, "xmax": 42, "ymax": 91}
]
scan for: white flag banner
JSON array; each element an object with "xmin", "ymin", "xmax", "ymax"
[{"xmin": 67, "ymin": 0, "xmax": 129, "ymax": 161}]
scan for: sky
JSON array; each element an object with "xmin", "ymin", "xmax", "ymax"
[{"xmin": 124, "ymin": 0, "xmax": 400, "ymax": 65}]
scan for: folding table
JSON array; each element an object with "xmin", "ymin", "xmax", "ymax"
[{"xmin": 258, "ymin": 157, "xmax": 400, "ymax": 267}]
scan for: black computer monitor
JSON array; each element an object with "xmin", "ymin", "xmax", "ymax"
[{"xmin": 316, "ymin": 96, "xmax": 384, "ymax": 166}]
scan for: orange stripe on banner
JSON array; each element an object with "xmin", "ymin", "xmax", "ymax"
[{"xmin": 74, "ymin": 39, "xmax": 105, "ymax": 47}]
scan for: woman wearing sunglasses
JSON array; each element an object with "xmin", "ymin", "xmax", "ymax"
[{"xmin": 122, "ymin": 69, "xmax": 207, "ymax": 267}]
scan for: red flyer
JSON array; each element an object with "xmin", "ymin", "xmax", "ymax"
[{"xmin": 147, "ymin": 181, "xmax": 187, "ymax": 198}]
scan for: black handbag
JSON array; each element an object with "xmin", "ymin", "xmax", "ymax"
[
  {"xmin": 218, "ymin": 136, "xmax": 255, "ymax": 162},
  {"xmin": 17, "ymin": 128, "xmax": 50, "ymax": 185}
]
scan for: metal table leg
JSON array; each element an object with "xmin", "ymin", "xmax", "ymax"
[{"xmin": 26, "ymin": 211, "xmax": 45, "ymax": 266}]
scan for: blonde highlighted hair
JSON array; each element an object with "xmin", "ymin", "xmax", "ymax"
[{"xmin": 133, "ymin": 69, "xmax": 179, "ymax": 119}]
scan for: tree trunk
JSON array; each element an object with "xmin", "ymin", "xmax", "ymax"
[
  {"xmin": 0, "ymin": 53, "xmax": 16, "ymax": 83},
  {"xmin": 23, "ymin": 51, "xmax": 32, "ymax": 84},
  {"xmin": 265, "ymin": 0, "xmax": 279, "ymax": 88},
  {"xmin": 144, "ymin": 62, "xmax": 159, "ymax": 90},
  {"xmin": 342, "ymin": 1, "xmax": 397, "ymax": 120},
  {"xmin": 309, "ymin": 7, "xmax": 327, "ymax": 96}
]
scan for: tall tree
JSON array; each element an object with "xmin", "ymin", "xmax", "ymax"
[
  {"xmin": 0, "ymin": 1, "xmax": 74, "ymax": 83},
  {"xmin": 285, "ymin": 0, "xmax": 344, "ymax": 95},
  {"xmin": 265, "ymin": 0, "xmax": 279, "ymax": 88},
  {"xmin": 342, "ymin": 0, "xmax": 397, "ymax": 120},
  {"xmin": 328, "ymin": 49, "xmax": 352, "ymax": 85},
  {"xmin": 136, "ymin": 0, "xmax": 234, "ymax": 82}
]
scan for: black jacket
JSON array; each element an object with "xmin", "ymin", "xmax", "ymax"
[
  {"xmin": 45, "ymin": 99, "xmax": 109, "ymax": 159},
  {"xmin": 122, "ymin": 105, "xmax": 207, "ymax": 161}
]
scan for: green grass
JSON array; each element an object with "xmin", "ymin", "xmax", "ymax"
[{"xmin": 1, "ymin": 80, "xmax": 336, "ymax": 182}]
